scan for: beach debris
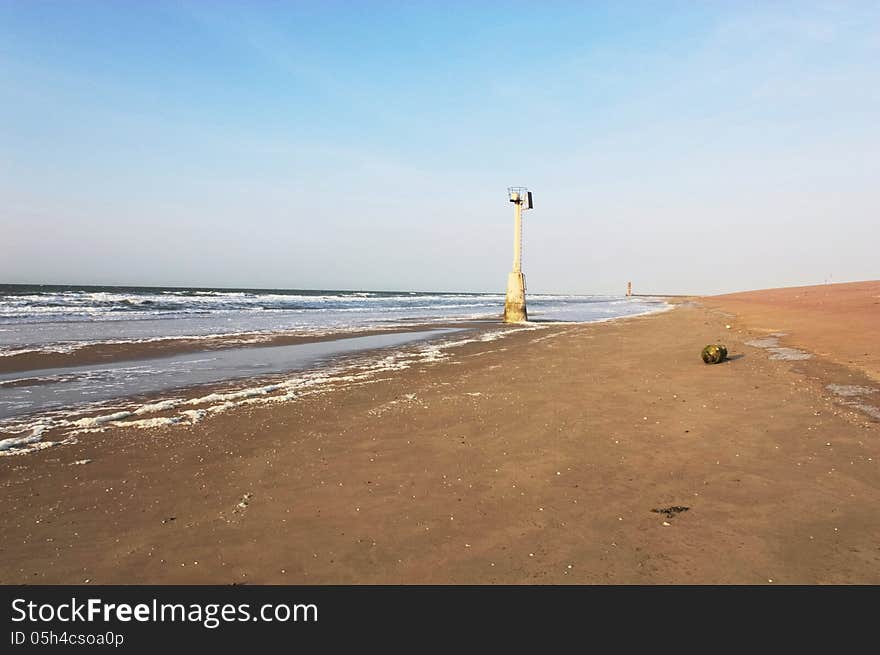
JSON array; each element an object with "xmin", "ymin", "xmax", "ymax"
[
  {"xmin": 236, "ymin": 492, "xmax": 253, "ymax": 510},
  {"xmin": 368, "ymin": 393, "xmax": 421, "ymax": 417},
  {"xmin": 70, "ymin": 459, "xmax": 92, "ymax": 466},
  {"xmin": 651, "ymin": 506, "xmax": 690, "ymax": 518},
  {"xmin": 221, "ymin": 492, "xmax": 255, "ymax": 524},
  {"xmin": 701, "ymin": 344, "xmax": 728, "ymax": 364}
]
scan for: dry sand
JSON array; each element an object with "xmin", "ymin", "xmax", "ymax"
[
  {"xmin": 1, "ymin": 282, "xmax": 878, "ymax": 584},
  {"xmin": 707, "ymin": 281, "xmax": 880, "ymax": 383}
]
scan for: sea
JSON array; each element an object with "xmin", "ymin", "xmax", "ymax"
[
  {"xmin": 0, "ymin": 285, "xmax": 669, "ymax": 454},
  {"xmin": 0, "ymin": 284, "xmax": 667, "ymax": 354}
]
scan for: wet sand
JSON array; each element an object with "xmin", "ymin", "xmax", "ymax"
[
  {"xmin": 1, "ymin": 283, "xmax": 878, "ymax": 584},
  {"xmin": 0, "ymin": 321, "xmax": 494, "ymax": 375}
]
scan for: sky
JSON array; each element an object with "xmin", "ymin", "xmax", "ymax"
[{"xmin": 1, "ymin": 1, "xmax": 878, "ymax": 295}]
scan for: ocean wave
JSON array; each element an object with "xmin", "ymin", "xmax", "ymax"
[{"xmin": 0, "ymin": 286, "xmax": 667, "ymax": 355}]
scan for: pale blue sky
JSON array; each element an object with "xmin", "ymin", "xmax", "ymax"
[{"xmin": 2, "ymin": 1, "xmax": 878, "ymax": 294}]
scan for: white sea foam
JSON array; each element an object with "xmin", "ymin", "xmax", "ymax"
[
  {"xmin": 0, "ymin": 423, "xmax": 50, "ymax": 453},
  {"xmin": 71, "ymin": 411, "xmax": 134, "ymax": 428},
  {"xmin": 133, "ymin": 399, "xmax": 182, "ymax": 414}
]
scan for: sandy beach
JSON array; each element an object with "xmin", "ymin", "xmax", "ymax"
[{"xmin": 1, "ymin": 281, "xmax": 878, "ymax": 584}]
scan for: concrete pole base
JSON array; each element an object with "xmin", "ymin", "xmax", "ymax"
[{"xmin": 503, "ymin": 271, "xmax": 528, "ymax": 323}]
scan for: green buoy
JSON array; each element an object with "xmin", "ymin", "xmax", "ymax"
[{"xmin": 701, "ymin": 344, "xmax": 728, "ymax": 364}]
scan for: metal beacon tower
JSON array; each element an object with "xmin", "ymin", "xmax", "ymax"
[{"xmin": 503, "ymin": 186, "xmax": 533, "ymax": 323}]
